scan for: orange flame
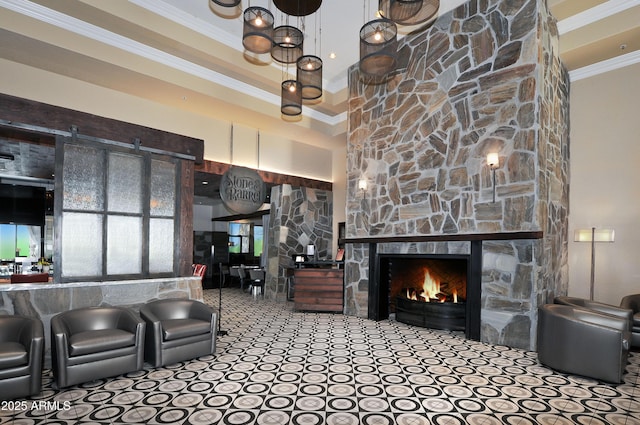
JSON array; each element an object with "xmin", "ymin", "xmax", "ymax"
[{"xmin": 422, "ymin": 269, "xmax": 439, "ymax": 302}]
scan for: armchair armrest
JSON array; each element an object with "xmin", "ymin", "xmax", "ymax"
[
  {"xmin": 189, "ymin": 302, "xmax": 215, "ymax": 323},
  {"xmin": 116, "ymin": 309, "xmax": 145, "ymax": 334},
  {"xmin": 18, "ymin": 317, "xmax": 44, "ymax": 357}
]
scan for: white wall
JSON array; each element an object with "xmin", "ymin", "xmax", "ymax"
[{"xmin": 568, "ymin": 63, "xmax": 640, "ymax": 305}]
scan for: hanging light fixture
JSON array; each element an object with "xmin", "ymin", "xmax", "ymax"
[
  {"xmin": 296, "ymin": 8, "xmax": 323, "ymax": 101},
  {"xmin": 297, "ymin": 55, "xmax": 323, "ymax": 100},
  {"xmin": 380, "ymin": 0, "xmax": 440, "ymax": 26},
  {"xmin": 242, "ymin": 6, "xmax": 275, "ymax": 54},
  {"xmin": 273, "ymin": 0, "xmax": 322, "ymax": 16},
  {"xmin": 359, "ymin": 18, "xmax": 398, "ymax": 77},
  {"xmin": 281, "ymin": 79, "xmax": 302, "ymax": 116},
  {"xmin": 271, "ymin": 25, "xmax": 304, "ymax": 63},
  {"xmin": 378, "ymin": 0, "xmax": 423, "ymax": 23},
  {"xmin": 210, "ymin": 0, "xmax": 241, "ymax": 6}
]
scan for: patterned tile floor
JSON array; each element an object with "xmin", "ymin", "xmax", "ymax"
[{"xmin": 1, "ymin": 288, "xmax": 639, "ymax": 424}]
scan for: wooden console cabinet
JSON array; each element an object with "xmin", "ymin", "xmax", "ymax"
[{"xmin": 293, "ymin": 268, "xmax": 344, "ymax": 312}]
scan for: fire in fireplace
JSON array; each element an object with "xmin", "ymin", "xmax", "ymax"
[{"xmin": 383, "ymin": 255, "xmax": 468, "ymax": 332}]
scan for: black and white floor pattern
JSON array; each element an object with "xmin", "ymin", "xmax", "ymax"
[{"xmin": 1, "ymin": 288, "xmax": 639, "ymax": 424}]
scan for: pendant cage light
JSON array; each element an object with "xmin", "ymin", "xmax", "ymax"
[
  {"xmin": 242, "ymin": 6, "xmax": 275, "ymax": 54},
  {"xmin": 380, "ymin": 0, "xmax": 440, "ymax": 26},
  {"xmin": 359, "ymin": 18, "xmax": 398, "ymax": 77},
  {"xmin": 281, "ymin": 79, "xmax": 302, "ymax": 116},
  {"xmin": 271, "ymin": 25, "xmax": 304, "ymax": 64},
  {"xmin": 297, "ymin": 55, "xmax": 323, "ymax": 100},
  {"xmin": 378, "ymin": 0, "xmax": 423, "ymax": 23},
  {"xmin": 210, "ymin": 0, "xmax": 241, "ymax": 6}
]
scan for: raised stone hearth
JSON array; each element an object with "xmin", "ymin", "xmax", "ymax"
[{"xmin": 344, "ymin": 0, "xmax": 569, "ymax": 350}]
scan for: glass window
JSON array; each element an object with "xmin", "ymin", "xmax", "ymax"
[{"xmin": 58, "ymin": 139, "xmax": 179, "ymax": 281}]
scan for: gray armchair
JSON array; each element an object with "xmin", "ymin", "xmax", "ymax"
[
  {"xmin": 620, "ymin": 294, "xmax": 640, "ymax": 348},
  {"xmin": 139, "ymin": 298, "xmax": 217, "ymax": 368},
  {"xmin": 51, "ymin": 306, "xmax": 145, "ymax": 388},
  {"xmin": 537, "ymin": 304, "xmax": 631, "ymax": 383},
  {"xmin": 0, "ymin": 315, "xmax": 44, "ymax": 400}
]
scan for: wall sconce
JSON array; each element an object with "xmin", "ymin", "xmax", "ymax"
[
  {"xmin": 486, "ymin": 153, "xmax": 499, "ymax": 202},
  {"xmin": 574, "ymin": 227, "xmax": 615, "ymax": 301},
  {"xmin": 358, "ymin": 179, "xmax": 368, "ymax": 198}
]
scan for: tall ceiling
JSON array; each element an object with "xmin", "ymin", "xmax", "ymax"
[{"xmin": 0, "ymin": 0, "xmax": 639, "ymax": 150}]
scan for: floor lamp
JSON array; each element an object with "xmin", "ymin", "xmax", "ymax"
[{"xmin": 574, "ymin": 227, "xmax": 615, "ymax": 300}]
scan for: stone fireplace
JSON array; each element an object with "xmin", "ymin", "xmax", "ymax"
[{"xmin": 344, "ymin": 0, "xmax": 570, "ymax": 351}]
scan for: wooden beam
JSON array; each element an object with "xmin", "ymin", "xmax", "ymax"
[
  {"xmin": 196, "ymin": 159, "xmax": 333, "ymax": 191},
  {"xmin": 0, "ymin": 93, "xmax": 204, "ymax": 163}
]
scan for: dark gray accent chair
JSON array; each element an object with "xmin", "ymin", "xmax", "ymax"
[
  {"xmin": 620, "ymin": 294, "xmax": 640, "ymax": 348},
  {"xmin": 0, "ymin": 315, "xmax": 44, "ymax": 400},
  {"xmin": 537, "ymin": 304, "xmax": 631, "ymax": 383},
  {"xmin": 139, "ymin": 298, "xmax": 217, "ymax": 368},
  {"xmin": 51, "ymin": 306, "xmax": 145, "ymax": 388}
]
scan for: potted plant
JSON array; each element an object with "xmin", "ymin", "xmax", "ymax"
[{"xmin": 38, "ymin": 258, "xmax": 51, "ymax": 274}]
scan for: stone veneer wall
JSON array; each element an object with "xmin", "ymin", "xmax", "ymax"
[
  {"xmin": 0, "ymin": 276, "xmax": 204, "ymax": 367},
  {"xmin": 265, "ymin": 185, "xmax": 333, "ymax": 300},
  {"xmin": 345, "ymin": 0, "xmax": 569, "ymax": 350}
]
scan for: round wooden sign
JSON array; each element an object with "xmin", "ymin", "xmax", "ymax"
[{"xmin": 219, "ymin": 166, "xmax": 267, "ymax": 214}]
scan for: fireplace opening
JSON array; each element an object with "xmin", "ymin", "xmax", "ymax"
[
  {"xmin": 381, "ymin": 255, "xmax": 469, "ymax": 332},
  {"xmin": 368, "ymin": 242, "xmax": 482, "ymax": 341}
]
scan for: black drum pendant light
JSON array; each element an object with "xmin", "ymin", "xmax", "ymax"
[
  {"xmin": 210, "ymin": 0, "xmax": 241, "ymax": 6},
  {"xmin": 380, "ymin": 0, "xmax": 440, "ymax": 26},
  {"xmin": 281, "ymin": 79, "xmax": 302, "ymax": 116},
  {"xmin": 359, "ymin": 18, "xmax": 398, "ymax": 77},
  {"xmin": 273, "ymin": 0, "xmax": 322, "ymax": 16},
  {"xmin": 297, "ymin": 55, "xmax": 323, "ymax": 100},
  {"xmin": 271, "ymin": 25, "xmax": 304, "ymax": 63},
  {"xmin": 242, "ymin": 6, "xmax": 275, "ymax": 54}
]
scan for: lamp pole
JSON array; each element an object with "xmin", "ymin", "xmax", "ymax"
[{"xmin": 589, "ymin": 227, "xmax": 595, "ymax": 301}]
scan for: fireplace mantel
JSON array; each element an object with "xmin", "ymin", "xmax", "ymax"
[{"xmin": 341, "ymin": 231, "xmax": 543, "ymax": 245}]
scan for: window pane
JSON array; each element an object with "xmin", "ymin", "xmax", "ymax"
[
  {"xmin": 107, "ymin": 216, "xmax": 142, "ymax": 275},
  {"xmin": 0, "ymin": 224, "xmax": 16, "ymax": 260},
  {"xmin": 150, "ymin": 160, "xmax": 175, "ymax": 216},
  {"xmin": 149, "ymin": 218, "xmax": 174, "ymax": 273},
  {"xmin": 61, "ymin": 212, "xmax": 102, "ymax": 277},
  {"xmin": 16, "ymin": 225, "xmax": 41, "ymax": 260},
  {"xmin": 253, "ymin": 226, "xmax": 263, "ymax": 256},
  {"xmin": 63, "ymin": 144, "xmax": 105, "ymax": 211},
  {"xmin": 108, "ymin": 152, "xmax": 143, "ymax": 214},
  {"xmin": 229, "ymin": 236, "xmax": 240, "ymax": 253}
]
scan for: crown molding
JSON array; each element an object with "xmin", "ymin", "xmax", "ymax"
[
  {"xmin": 569, "ymin": 49, "xmax": 640, "ymax": 81},
  {"xmin": 557, "ymin": 0, "xmax": 640, "ymax": 34}
]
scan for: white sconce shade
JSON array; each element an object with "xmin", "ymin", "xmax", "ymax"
[
  {"xmin": 358, "ymin": 179, "xmax": 368, "ymax": 190},
  {"xmin": 574, "ymin": 228, "xmax": 615, "ymax": 242},
  {"xmin": 487, "ymin": 152, "xmax": 499, "ymax": 168}
]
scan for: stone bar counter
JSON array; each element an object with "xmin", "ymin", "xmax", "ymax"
[{"xmin": 0, "ymin": 276, "xmax": 204, "ymax": 368}]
